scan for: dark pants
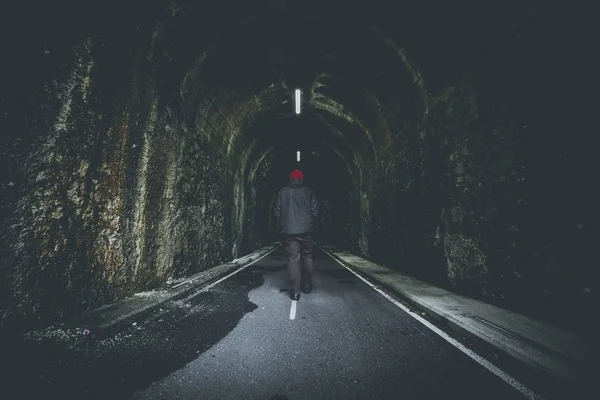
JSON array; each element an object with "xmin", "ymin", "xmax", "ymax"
[{"xmin": 283, "ymin": 235, "xmax": 314, "ymax": 294}]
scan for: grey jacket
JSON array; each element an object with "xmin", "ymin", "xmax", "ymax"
[{"xmin": 274, "ymin": 179, "xmax": 319, "ymax": 235}]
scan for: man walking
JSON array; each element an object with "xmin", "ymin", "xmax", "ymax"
[{"xmin": 274, "ymin": 169, "xmax": 319, "ymax": 300}]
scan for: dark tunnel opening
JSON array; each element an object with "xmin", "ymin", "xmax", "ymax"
[
  {"xmin": 0, "ymin": 0, "xmax": 597, "ymax": 342},
  {"xmin": 239, "ymin": 110, "xmax": 357, "ymax": 250}
]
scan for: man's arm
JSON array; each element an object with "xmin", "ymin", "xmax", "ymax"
[{"xmin": 310, "ymin": 190, "xmax": 319, "ymax": 219}]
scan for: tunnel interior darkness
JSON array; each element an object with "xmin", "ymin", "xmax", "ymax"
[
  {"xmin": 0, "ymin": 0, "xmax": 596, "ymax": 335},
  {"xmin": 242, "ymin": 113, "xmax": 355, "ymax": 248}
]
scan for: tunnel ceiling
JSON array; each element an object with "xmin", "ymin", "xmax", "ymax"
[
  {"xmin": 140, "ymin": 0, "xmax": 529, "ymax": 179},
  {"xmin": 2, "ymin": 0, "xmax": 531, "ymax": 184},
  {"xmin": 177, "ymin": 15, "xmax": 423, "ymax": 175}
]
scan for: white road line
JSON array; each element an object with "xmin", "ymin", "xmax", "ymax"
[
  {"xmin": 289, "ymin": 300, "xmax": 297, "ymax": 320},
  {"xmin": 196, "ymin": 246, "xmax": 280, "ymax": 293},
  {"xmin": 323, "ymin": 249, "xmax": 544, "ymax": 400}
]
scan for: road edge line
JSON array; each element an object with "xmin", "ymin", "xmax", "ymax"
[{"xmin": 321, "ymin": 246, "xmax": 544, "ymax": 400}]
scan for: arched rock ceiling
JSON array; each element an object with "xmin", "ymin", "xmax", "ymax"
[
  {"xmin": 151, "ymin": 0, "xmax": 523, "ymax": 179},
  {"xmin": 174, "ymin": 10, "xmax": 429, "ymax": 176}
]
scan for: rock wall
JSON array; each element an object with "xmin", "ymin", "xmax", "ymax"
[
  {"xmin": 0, "ymin": 34, "xmax": 252, "ymax": 333},
  {"xmin": 366, "ymin": 9, "xmax": 596, "ymax": 331}
]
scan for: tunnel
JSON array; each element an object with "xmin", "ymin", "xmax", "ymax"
[{"xmin": 0, "ymin": 0, "xmax": 596, "ymax": 399}]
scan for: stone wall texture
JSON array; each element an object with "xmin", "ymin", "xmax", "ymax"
[{"xmin": 1, "ymin": 1, "xmax": 595, "ymax": 334}]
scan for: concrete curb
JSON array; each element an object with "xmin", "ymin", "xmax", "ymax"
[
  {"xmin": 319, "ymin": 245, "xmax": 592, "ymax": 388},
  {"xmin": 76, "ymin": 243, "xmax": 281, "ymax": 334}
]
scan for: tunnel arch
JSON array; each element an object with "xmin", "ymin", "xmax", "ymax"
[
  {"xmin": 167, "ymin": 7, "xmax": 433, "ymax": 258},
  {"xmin": 174, "ymin": 8, "xmax": 430, "ymax": 166},
  {"xmin": 3, "ymin": 0, "xmax": 594, "ymax": 337}
]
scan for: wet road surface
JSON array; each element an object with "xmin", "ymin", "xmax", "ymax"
[{"xmin": 2, "ymin": 247, "xmax": 529, "ymax": 400}]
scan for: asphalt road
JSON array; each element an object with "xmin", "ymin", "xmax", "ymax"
[{"xmin": 2, "ymin": 247, "xmax": 529, "ymax": 400}]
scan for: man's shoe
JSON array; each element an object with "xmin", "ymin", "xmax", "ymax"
[
  {"xmin": 291, "ymin": 292, "xmax": 300, "ymax": 301},
  {"xmin": 301, "ymin": 283, "xmax": 312, "ymax": 294}
]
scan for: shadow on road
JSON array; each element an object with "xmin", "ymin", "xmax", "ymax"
[{"xmin": 1, "ymin": 269, "xmax": 265, "ymax": 400}]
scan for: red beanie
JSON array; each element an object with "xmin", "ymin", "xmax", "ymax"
[{"xmin": 290, "ymin": 169, "xmax": 304, "ymax": 180}]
